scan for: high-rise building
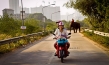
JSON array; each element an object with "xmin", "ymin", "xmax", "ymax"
[
  {"xmin": 19, "ymin": 7, "xmax": 29, "ymax": 13},
  {"xmin": 31, "ymin": 6, "xmax": 43, "ymax": 13},
  {"xmin": 9, "ymin": 0, "xmax": 19, "ymax": 14},
  {"xmin": 31, "ymin": 6, "xmax": 60, "ymax": 21}
]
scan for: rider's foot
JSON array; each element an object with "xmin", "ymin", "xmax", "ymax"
[
  {"xmin": 68, "ymin": 51, "xmax": 70, "ymax": 54},
  {"xmin": 67, "ymin": 54, "xmax": 69, "ymax": 56},
  {"xmin": 66, "ymin": 51, "xmax": 70, "ymax": 56},
  {"xmin": 54, "ymin": 53, "xmax": 57, "ymax": 56}
]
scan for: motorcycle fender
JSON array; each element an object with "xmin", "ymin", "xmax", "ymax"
[{"xmin": 59, "ymin": 47, "xmax": 64, "ymax": 50}]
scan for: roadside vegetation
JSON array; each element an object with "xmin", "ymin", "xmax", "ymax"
[
  {"xmin": 0, "ymin": 13, "xmax": 56, "ymax": 54},
  {"xmin": 65, "ymin": 0, "xmax": 109, "ymax": 33},
  {"xmin": 0, "ymin": 14, "xmax": 56, "ymax": 40},
  {"xmin": 82, "ymin": 31, "xmax": 109, "ymax": 49},
  {"xmin": 65, "ymin": 0, "xmax": 109, "ymax": 48}
]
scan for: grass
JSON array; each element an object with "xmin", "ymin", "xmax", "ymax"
[{"xmin": 82, "ymin": 31, "xmax": 109, "ymax": 49}]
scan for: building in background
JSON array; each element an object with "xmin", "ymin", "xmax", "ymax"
[
  {"xmin": 2, "ymin": 8, "xmax": 30, "ymax": 19},
  {"xmin": 9, "ymin": 0, "xmax": 60, "ymax": 21},
  {"xmin": 31, "ymin": 6, "xmax": 60, "ymax": 21},
  {"xmin": 61, "ymin": 15, "xmax": 67, "ymax": 21},
  {"xmin": 9, "ymin": 0, "xmax": 19, "ymax": 14},
  {"xmin": 31, "ymin": 6, "xmax": 43, "ymax": 13},
  {"xmin": 61, "ymin": 11, "xmax": 85, "ymax": 21},
  {"xmin": 2, "ymin": 8, "xmax": 14, "ymax": 17},
  {"xmin": 19, "ymin": 7, "xmax": 30, "ymax": 13},
  {"xmin": 13, "ymin": 13, "xmax": 30, "ymax": 20}
]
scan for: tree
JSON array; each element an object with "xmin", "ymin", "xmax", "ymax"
[
  {"xmin": 65, "ymin": 0, "xmax": 109, "ymax": 32},
  {"xmin": 61, "ymin": 20, "xmax": 70, "ymax": 29},
  {"xmin": 0, "ymin": 15, "xmax": 22, "ymax": 36},
  {"xmin": 46, "ymin": 21, "xmax": 57, "ymax": 31},
  {"xmin": 28, "ymin": 13, "xmax": 47, "ymax": 21}
]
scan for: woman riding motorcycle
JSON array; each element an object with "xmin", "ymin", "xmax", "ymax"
[{"xmin": 53, "ymin": 21, "xmax": 70, "ymax": 56}]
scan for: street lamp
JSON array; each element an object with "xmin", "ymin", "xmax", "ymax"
[
  {"xmin": 21, "ymin": 0, "xmax": 24, "ymax": 26},
  {"xmin": 42, "ymin": 4, "xmax": 55, "ymax": 32},
  {"xmin": 20, "ymin": 0, "xmax": 26, "ymax": 30},
  {"xmin": 67, "ymin": 13, "xmax": 74, "ymax": 21},
  {"xmin": 51, "ymin": 11, "xmax": 60, "ymax": 21},
  {"xmin": 42, "ymin": 4, "xmax": 55, "ymax": 12}
]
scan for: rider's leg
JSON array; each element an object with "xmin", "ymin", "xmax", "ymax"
[
  {"xmin": 54, "ymin": 42, "xmax": 57, "ymax": 49},
  {"xmin": 54, "ymin": 42, "xmax": 58, "ymax": 56},
  {"xmin": 70, "ymin": 25, "xmax": 72, "ymax": 33},
  {"xmin": 67, "ymin": 42, "xmax": 70, "ymax": 49},
  {"xmin": 64, "ymin": 45, "xmax": 68, "ymax": 56},
  {"xmin": 64, "ymin": 42, "xmax": 70, "ymax": 56},
  {"xmin": 66, "ymin": 42, "xmax": 70, "ymax": 55}
]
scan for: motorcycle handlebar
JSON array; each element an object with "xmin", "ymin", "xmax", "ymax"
[{"xmin": 52, "ymin": 33, "xmax": 71, "ymax": 40}]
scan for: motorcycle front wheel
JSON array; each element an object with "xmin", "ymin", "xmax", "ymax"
[{"xmin": 59, "ymin": 50, "xmax": 64, "ymax": 63}]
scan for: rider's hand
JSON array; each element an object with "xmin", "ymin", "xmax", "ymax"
[
  {"xmin": 53, "ymin": 37, "xmax": 57, "ymax": 39},
  {"xmin": 67, "ymin": 36, "xmax": 71, "ymax": 39}
]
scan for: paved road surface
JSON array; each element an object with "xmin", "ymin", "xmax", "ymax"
[{"xmin": 0, "ymin": 33, "xmax": 109, "ymax": 65}]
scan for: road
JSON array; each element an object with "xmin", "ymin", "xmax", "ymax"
[{"xmin": 0, "ymin": 33, "xmax": 109, "ymax": 65}]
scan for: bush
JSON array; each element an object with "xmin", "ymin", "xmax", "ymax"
[
  {"xmin": 0, "ymin": 16, "xmax": 56, "ymax": 54},
  {"xmin": 0, "ymin": 16, "xmax": 56, "ymax": 40}
]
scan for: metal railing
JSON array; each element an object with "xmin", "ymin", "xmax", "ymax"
[{"xmin": 0, "ymin": 32, "xmax": 50, "ymax": 46}]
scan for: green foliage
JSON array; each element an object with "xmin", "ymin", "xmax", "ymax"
[
  {"xmin": 0, "ymin": 16, "xmax": 22, "ymax": 36},
  {"xmin": 76, "ymin": 20, "xmax": 89, "ymax": 28},
  {"xmin": 83, "ymin": 31, "xmax": 109, "ymax": 48},
  {"xmin": 0, "ymin": 13, "xmax": 56, "ymax": 54},
  {"xmin": 65, "ymin": 0, "xmax": 97, "ymax": 16},
  {"xmin": 24, "ymin": 19, "xmax": 42, "ymax": 34},
  {"xmin": 0, "ymin": 14, "xmax": 56, "ymax": 40},
  {"xmin": 65, "ymin": 0, "xmax": 109, "ymax": 33},
  {"xmin": 28, "ymin": 13, "xmax": 47, "ymax": 21},
  {"xmin": 95, "ymin": 0, "xmax": 109, "ymax": 18},
  {"xmin": 62, "ymin": 20, "xmax": 70, "ymax": 30},
  {"xmin": 46, "ymin": 21, "xmax": 57, "ymax": 31}
]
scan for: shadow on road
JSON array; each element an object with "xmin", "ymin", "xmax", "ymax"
[
  {"xmin": 0, "ymin": 50, "xmax": 53, "ymax": 65},
  {"xmin": 67, "ymin": 51, "xmax": 109, "ymax": 65}
]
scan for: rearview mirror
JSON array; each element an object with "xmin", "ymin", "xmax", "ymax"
[
  {"xmin": 53, "ymin": 33, "xmax": 55, "ymax": 36},
  {"xmin": 68, "ymin": 33, "xmax": 71, "ymax": 35}
]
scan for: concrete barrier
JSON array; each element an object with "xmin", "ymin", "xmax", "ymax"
[{"xmin": 84, "ymin": 29, "xmax": 109, "ymax": 37}]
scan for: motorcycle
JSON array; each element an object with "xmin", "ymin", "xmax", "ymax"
[{"xmin": 53, "ymin": 33, "xmax": 71, "ymax": 63}]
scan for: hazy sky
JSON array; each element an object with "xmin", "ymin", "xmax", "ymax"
[
  {"xmin": 0, "ymin": 0, "xmax": 75, "ymax": 15},
  {"xmin": 0, "ymin": 0, "xmax": 85, "ymax": 20}
]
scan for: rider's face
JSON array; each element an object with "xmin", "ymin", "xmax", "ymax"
[
  {"xmin": 57, "ymin": 23, "xmax": 59, "ymax": 26},
  {"xmin": 59, "ymin": 25, "xmax": 64, "ymax": 30},
  {"xmin": 56, "ymin": 23, "xmax": 59, "ymax": 26}
]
